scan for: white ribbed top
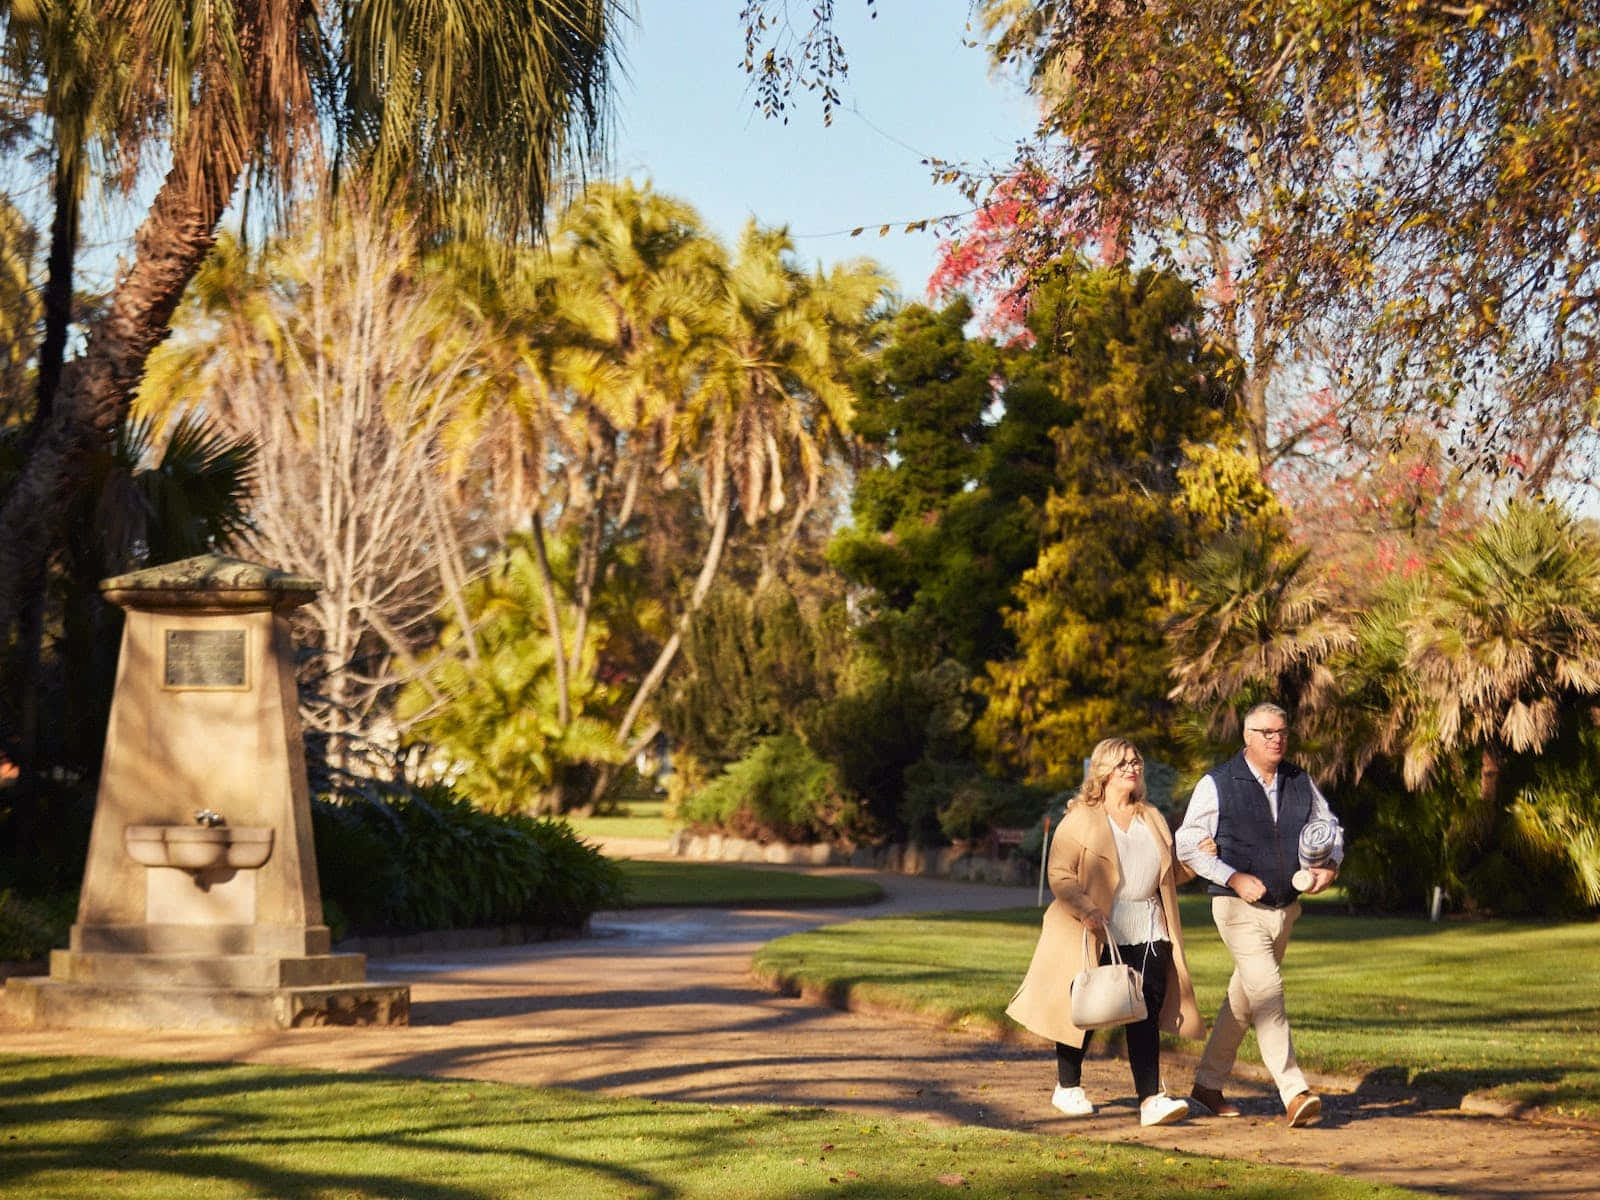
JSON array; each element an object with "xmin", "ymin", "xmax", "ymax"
[{"xmin": 1107, "ymin": 813, "xmax": 1170, "ymax": 946}]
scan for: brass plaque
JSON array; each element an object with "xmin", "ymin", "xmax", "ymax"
[{"xmin": 164, "ymin": 629, "xmax": 249, "ymax": 690}]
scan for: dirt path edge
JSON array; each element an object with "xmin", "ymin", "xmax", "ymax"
[{"xmin": 749, "ymin": 961, "xmax": 1600, "ymax": 1135}]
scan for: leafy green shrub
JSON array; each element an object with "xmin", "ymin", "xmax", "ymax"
[
  {"xmin": 1337, "ymin": 743, "xmax": 1600, "ymax": 917},
  {"xmin": 395, "ymin": 536, "xmax": 625, "ymax": 814},
  {"xmin": 1508, "ymin": 782, "xmax": 1600, "ymax": 915},
  {"xmin": 0, "ymin": 889, "xmax": 75, "ymax": 961},
  {"xmin": 804, "ymin": 655, "xmax": 977, "ymax": 842},
  {"xmin": 659, "ymin": 585, "xmax": 846, "ymax": 772},
  {"xmin": 678, "ymin": 733, "xmax": 870, "ymax": 844},
  {"xmin": 1337, "ymin": 776, "xmax": 1448, "ymax": 913},
  {"xmin": 312, "ymin": 782, "xmax": 624, "ymax": 939},
  {"xmin": 900, "ymin": 758, "xmax": 1042, "ymax": 844}
]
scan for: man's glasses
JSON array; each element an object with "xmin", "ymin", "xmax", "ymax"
[{"xmin": 1247, "ymin": 727, "xmax": 1289, "ymax": 741}]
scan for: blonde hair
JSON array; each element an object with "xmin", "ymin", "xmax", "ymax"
[{"xmin": 1075, "ymin": 737, "xmax": 1146, "ymax": 809}]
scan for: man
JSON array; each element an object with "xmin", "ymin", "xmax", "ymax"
[{"xmin": 1176, "ymin": 701, "xmax": 1343, "ymax": 1128}]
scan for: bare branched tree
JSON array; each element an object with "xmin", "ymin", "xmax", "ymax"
[{"xmin": 143, "ymin": 196, "xmax": 495, "ymax": 760}]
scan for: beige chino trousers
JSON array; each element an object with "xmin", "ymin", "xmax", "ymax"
[{"xmin": 1194, "ymin": 895, "xmax": 1309, "ymax": 1107}]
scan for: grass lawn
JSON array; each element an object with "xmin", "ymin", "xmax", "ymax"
[
  {"xmin": 0, "ymin": 1055, "xmax": 1428, "ymax": 1199},
  {"xmin": 750, "ymin": 893, "xmax": 1600, "ymax": 1120},
  {"xmin": 564, "ymin": 799, "xmax": 676, "ymax": 842},
  {"xmin": 616, "ymin": 859, "xmax": 883, "ymax": 908}
]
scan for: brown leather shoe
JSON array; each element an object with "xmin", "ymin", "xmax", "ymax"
[
  {"xmin": 1189, "ymin": 1085, "xmax": 1241, "ymax": 1118},
  {"xmin": 1286, "ymin": 1091, "xmax": 1322, "ymax": 1127}
]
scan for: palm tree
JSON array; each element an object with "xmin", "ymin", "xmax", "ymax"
[
  {"xmin": 512, "ymin": 181, "xmax": 720, "ymax": 735},
  {"xmin": 1165, "ymin": 529, "xmax": 1355, "ymax": 746},
  {"xmin": 690, "ymin": 222, "xmax": 886, "ymax": 557},
  {"xmin": 0, "ymin": 0, "xmax": 624, "ymax": 679},
  {"xmin": 0, "ymin": 0, "xmax": 130, "ymax": 434},
  {"xmin": 489, "ymin": 196, "xmax": 884, "ymax": 806},
  {"xmin": 605, "ymin": 223, "xmax": 886, "ymax": 784},
  {"xmin": 55, "ymin": 409, "xmax": 257, "ymax": 765},
  {"xmin": 1400, "ymin": 499, "xmax": 1600, "ymax": 836}
]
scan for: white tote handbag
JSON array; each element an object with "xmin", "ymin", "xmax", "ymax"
[{"xmin": 1068, "ymin": 928, "xmax": 1148, "ymax": 1030}]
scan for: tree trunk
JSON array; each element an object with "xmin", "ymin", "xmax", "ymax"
[
  {"xmin": 0, "ymin": 12, "xmax": 265, "ymax": 654},
  {"xmin": 590, "ymin": 480, "xmax": 733, "ymax": 806},
  {"xmin": 1479, "ymin": 743, "xmax": 1501, "ymax": 812},
  {"xmin": 10, "ymin": 144, "xmax": 84, "ymax": 768},
  {"xmin": 1442, "ymin": 740, "xmax": 1507, "ymax": 913},
  {"xmin": 1473, "ymin": 741, "xmax": 1504, "ymax": 855},
  {"xmin": 566, "ymin": 484, "xmax": 604, "ymax": 686},
  {"xmin": 529, "ymin": 511, "xmax": 573, "ymax": 728},
  {"xmin": 31, "ymin": 143, "xmax": 81, "ymax": 439},
  {"xmin": 13, "ymin": 569, "xmax": 46, "ymax": 769}
]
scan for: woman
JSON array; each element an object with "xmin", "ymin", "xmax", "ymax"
[{"xmin": 1006, "ymin": 737, "xmax": 1204, "ymax": 1126}]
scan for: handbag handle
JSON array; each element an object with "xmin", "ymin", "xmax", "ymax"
[
  {"xmin": 1080, "ymin": 926, "xmax": 1122, "ymax": 968},
  {"xmin": 1082, "ymin": 903, "xmax": 1158, "ymax": 968}
]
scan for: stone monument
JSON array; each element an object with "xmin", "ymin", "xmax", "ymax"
[{"xmin": 5, "ymin": 554, "xmax": 408, "ymax": 1029}]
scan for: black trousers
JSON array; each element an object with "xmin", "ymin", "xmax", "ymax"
[{"xmin": 1055, "ymin": 939, "xmax": 1173, "ymax": 1100}]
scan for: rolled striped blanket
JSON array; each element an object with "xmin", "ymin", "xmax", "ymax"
[{"xmin": 1298, "ymin": 818, "xmax": 1338, "ymax": 868}]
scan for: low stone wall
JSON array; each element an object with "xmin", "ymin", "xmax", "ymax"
[{"xmin": 666, "ymin": 831, "xmax": 1040, "ymax": 886}]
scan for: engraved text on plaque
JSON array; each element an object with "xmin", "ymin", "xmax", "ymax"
[{"xmin": 164, "ymin": 629, "xmax": 248, "ymax": 689}]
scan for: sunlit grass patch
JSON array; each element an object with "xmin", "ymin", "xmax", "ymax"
[
  {"xmin": 615, "ymin": 859, "xmax": 882, "ymax": 908},
  {"xmin": 751, "ymin": 896, "xmax": 1600, "ymax": 1118},
  {"xmin": 0, "ymin": 1055, "xmax": 1426, "ymax": 1199}
]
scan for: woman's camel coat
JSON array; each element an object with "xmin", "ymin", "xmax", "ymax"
[{"xmin": 1006, "ymin": 799, "xmax": 1204, "ymax": 1048}]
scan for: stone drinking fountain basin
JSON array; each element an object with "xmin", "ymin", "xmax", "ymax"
[{"xmin": 124, "ymin": 821, "xmax": 274, "ymax": 873}]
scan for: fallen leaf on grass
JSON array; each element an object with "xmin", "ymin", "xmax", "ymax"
[{"xmin": 937, "ymin": 1173, "xmax": 966, "ymax": 1187}]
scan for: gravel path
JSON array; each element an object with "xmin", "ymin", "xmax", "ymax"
[{"xmin": 2, "ymin": 864, "xmax": 1596, "ymax": 1198}]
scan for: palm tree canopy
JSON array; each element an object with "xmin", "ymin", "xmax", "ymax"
[
  {"xmin": 337, "ymin": 0, "xmax": 624, "ymax": 242},
  {"xmin": 534, "ymin": 181, "xmax": 720, "ymax": 449},
  {"xmin": 1, "ymin": 0, "xmax": 625, "ymax": 244},
  {"xmin": 1403, "ymin": 498, "xmax": 1600, "ymax": 786},
  {"xmin": 689, "ymin": 220, "xmax": 887, "ymax": 525},
  {"xmin": 1165, "ymin": 530, "xmax": 1355, "ymax": 735}
]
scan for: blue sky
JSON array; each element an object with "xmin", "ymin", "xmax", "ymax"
[
  {"xmin": 608, "ymin": 3, "xmax": 1037, "ymax": 302},
  {"xmin": 41, "ymin": 4, "xmax": 1035, "ymax": 307}
]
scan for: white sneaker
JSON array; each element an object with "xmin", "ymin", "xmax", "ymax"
[
  {"xmin": 1051, "ymin": 1085, "xmax": 1095, "ymax": 1116},
  {"xmin": 1139, "ymin": 1092, "xmax": 1191, "ymax": 1126}
]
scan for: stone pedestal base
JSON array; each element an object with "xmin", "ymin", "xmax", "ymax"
[{"xmin": 4, "ymin": 949, "xmax": 408, "ymax": 1030}]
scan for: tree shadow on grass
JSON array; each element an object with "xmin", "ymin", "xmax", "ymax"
[
  {"xmin": 0, "ymin": 1055, "xmax": 674, "ymax": 1199},
  {"xmin": 0, "ymin": 1054, "xmax": 1403, "ymax": 1200}
]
